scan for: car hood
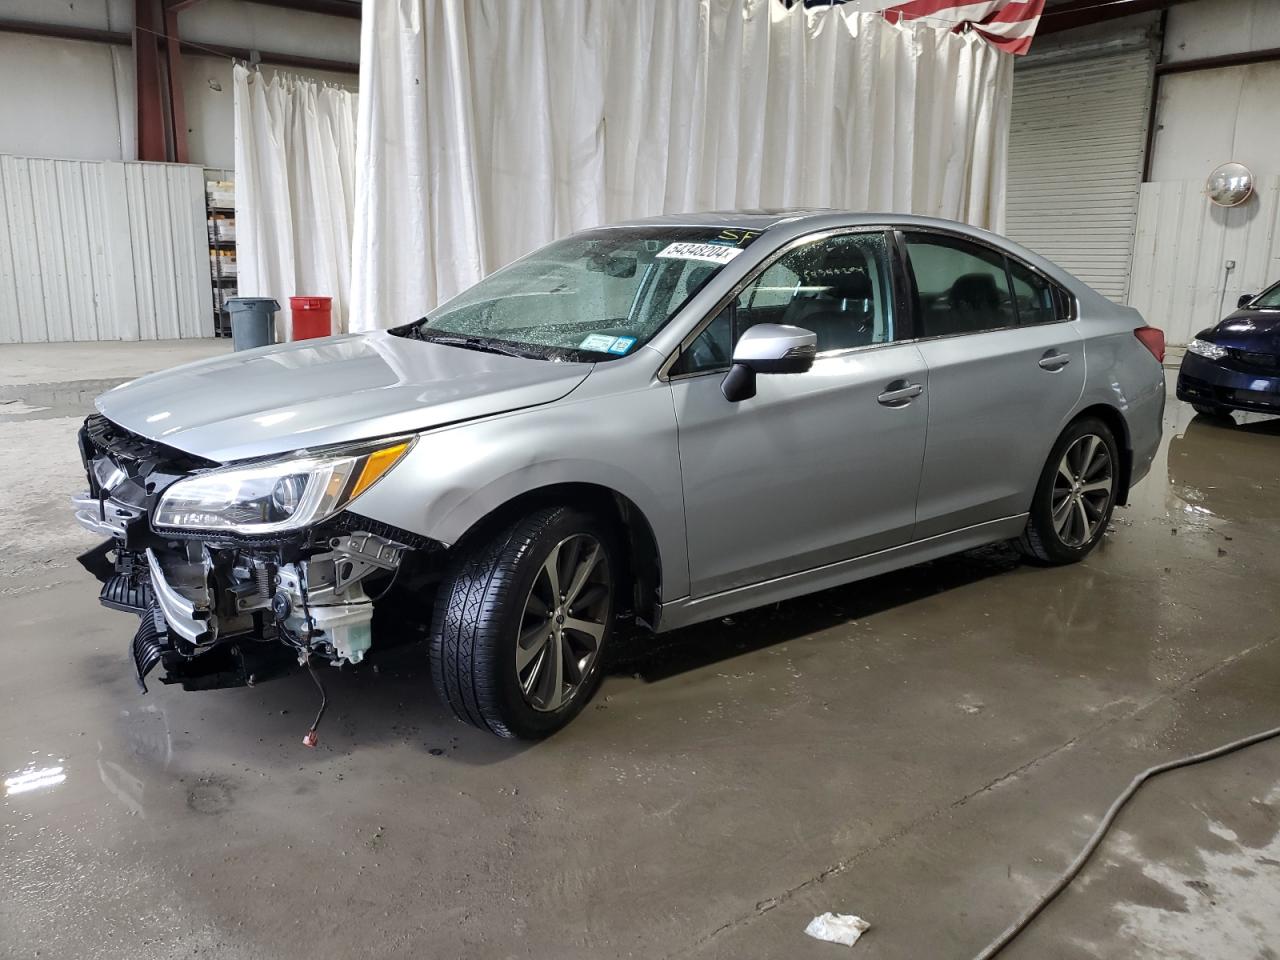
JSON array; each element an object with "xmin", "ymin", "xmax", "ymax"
[
  {"xmin": 96, "ymin": 332, "xmax": 593, "ymax": 462},
  {"xmin": 1211, "ymin": 310, "xmax": 1280, "ymax": 351}
]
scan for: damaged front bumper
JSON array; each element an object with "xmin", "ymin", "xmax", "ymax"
[{"xmin": 72, "ymin": 414, "xmax": 436, "ymax": 693}]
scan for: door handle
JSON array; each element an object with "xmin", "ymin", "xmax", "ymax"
[
  {"xmin": 877, "ymin": 380, "xmax": 923, "ymax": 406},
  {"xmin": 1038, "ymin": 350, "xmax": 1071, "ymax": 371}
]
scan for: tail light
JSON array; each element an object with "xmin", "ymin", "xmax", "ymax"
[{"xmin": 1134, "ymin": 326, "xmax": 1165, "ymax": 364}]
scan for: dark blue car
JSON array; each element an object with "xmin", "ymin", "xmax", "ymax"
[{"xmin": 1177, "ymin": 280, "xmax": 1280, "ymax": 417}]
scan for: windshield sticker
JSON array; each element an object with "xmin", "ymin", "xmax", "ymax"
[
  {"xmin": 607, "ymin": 336, "xmax": 637, "ymax": 355},
  {"xmin": 710, "ymin": 228, "xmax": 764, "ymax": 248},
  {"xmin": 656, "ymin": 242, "xmax": 744, "ymax": 265},
  {"xmin": 579, "ymin": 333, "xmax": 620, "ymax": 352}
]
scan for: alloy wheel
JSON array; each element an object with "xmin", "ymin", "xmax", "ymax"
[
  {"xmin": 1052, "ymin": 434, "xmax": 1113, "ymax": 548},
  {"xmin": 515, "ymin": 534, "xmax": 611, "ymax": 712}
]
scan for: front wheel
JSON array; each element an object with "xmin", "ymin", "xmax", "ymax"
[
  {"xmin": 1017, "ymin": 418, "xmax": 1119, "ymax": 565},
  {"xmin": 429, "ymin": 506, "xmax": 618, "ymax": 739}
]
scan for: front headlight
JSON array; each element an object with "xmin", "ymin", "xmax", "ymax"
[
  {"xmin": 154, "ymin": 437, "xmax": 414, "ymax": 535},
  {"xmin": 1187, "ymin": 338, "xmax": 1228, "ymax": 360}
]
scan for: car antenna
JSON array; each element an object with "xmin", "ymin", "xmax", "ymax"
[{"xmin": 301, "ymin": 655, "xmax": 328, "ymax": 748}]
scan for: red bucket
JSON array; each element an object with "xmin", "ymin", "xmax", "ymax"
[{"xmin": 289, "ymin": 296, "xmax": 332, "ymax": 340}]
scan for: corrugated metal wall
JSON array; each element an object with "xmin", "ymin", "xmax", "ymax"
[
  {"xmin": 0, "ymin": 156, "xmax": 211, "ymax": 343},
  {"xmin": 1129, "ymin": 176, "xmax": 1280, "ymax": 345},
  {"xmin": 1006, "ymin": 49, "xmax": 1155, "ymax": 302}
]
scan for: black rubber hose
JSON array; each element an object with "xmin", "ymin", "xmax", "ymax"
[{"xmin": 973, "ymin": 722, "xmax": 1280, "ymax": 959}]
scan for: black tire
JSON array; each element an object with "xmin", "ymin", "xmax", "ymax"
[
  {"xmin": 429, "ymin": 506, "xmax": 619, "ymax": 739},
  {"xmin": 1017, "ymin": 417, "xmax": 1120, "ymax": 565},
  {"xmin": 1192, "ymin": 403, "xmax": 1231, "ymax": 419}
]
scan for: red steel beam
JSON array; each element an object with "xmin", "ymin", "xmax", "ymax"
[
  {"xmin": 134, "ymin": 0, "xmax": 168, "ymax": 161},
  {"xmin": 163, "ymin": 4, "xmax": 189, "ymax": 163}
]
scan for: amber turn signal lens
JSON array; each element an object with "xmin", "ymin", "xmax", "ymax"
[{"xmin": 350, "ymin": 441, "xmax": 411, "ymax": 499}]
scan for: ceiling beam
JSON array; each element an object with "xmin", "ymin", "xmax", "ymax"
[
  {"xmin": 180, "ymin": 38, "xmax": 358, "ymax": 74},
  {"xmin": 0, "ymin": 18, "xmax": 130, "ymax": 45},
  {"xmin": 1156, "ymin": 45, "xmax": 1280, "ymax": 75},
  {"xmin": 1038, "ymin": 0, "xmax": 1189, "ymax": 35},
  {"xmin": 0, "ymin": 18, "xmax": 358, "ymax": 74},
  {"xmin": 244, "ymin": 0, "xmax": 361, "ymax": 19}
]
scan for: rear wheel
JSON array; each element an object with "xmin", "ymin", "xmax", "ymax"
[
  {"xmin": 1192, "ymin": 402, "xmax": 1231, "ymax": 419},
  {"xmin": 1018, "ymin": 418, "xmax": 1119, "ymax": 565},
  {"xmin": 429, "ymin": 506, "xmax": 617, "ymax": 739}
]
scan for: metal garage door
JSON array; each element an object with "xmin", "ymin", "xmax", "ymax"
[{"xmin": 1006, "ymin": 46, "xmax": 1155, "ymax": 303}]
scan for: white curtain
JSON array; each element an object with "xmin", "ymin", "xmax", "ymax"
[
  {"xmin": 351, "ymin": 0, "xmax": 1014, "ymax": 332},
  {"xmin": 233, "ymin": 65, "xmax": 359, "ymax": 337}
]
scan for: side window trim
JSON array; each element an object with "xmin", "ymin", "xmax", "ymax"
[
  {"xmin": 661, "ymin": 226, "xmax": 899, "ymax": 381},
  {"xmin": 1005, "ymin": 252, "xmax": 1077, "ymax": 327},
  {"xmin": 889, "ymin": 229, "xmax": 921, "ymax": 342}
]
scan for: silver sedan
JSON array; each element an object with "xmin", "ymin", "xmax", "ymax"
[{"xmin": 76, "ymin": 211, "xmax": 1166, "ymax": 739}]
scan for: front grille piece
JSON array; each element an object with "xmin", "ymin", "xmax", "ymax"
[
  {"xmin": 100, "ymin": 574, "xmax": 155, "ymax": 614},
  {"xmin": 132, "ymin": 610, "xmax": 170, "ymax": 694}
]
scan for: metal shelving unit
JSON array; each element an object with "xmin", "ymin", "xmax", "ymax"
[{"xmin": 204, "ymin": 173, "xmax": 237, "ymax": 337}]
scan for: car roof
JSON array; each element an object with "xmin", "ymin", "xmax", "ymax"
[
  {"xmin": 594, "ymin": 209, "xmax": 1113, "ymax": 311},
  {"xmin": 612, "ymin": 208, "xmax": 839, "ymax": 229},
  {"xmin": 602, "ymin": 209, "xmax": 1003, "ymax": 237}
]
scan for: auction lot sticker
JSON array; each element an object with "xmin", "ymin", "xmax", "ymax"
[{"xmin": 656, "ymin": 242, "xmax": 744, "ymax": 265}]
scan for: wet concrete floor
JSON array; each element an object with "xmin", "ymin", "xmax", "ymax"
[{"xmin": 2, "ymin": 372, "xmax": 1279, "ymax": 959}]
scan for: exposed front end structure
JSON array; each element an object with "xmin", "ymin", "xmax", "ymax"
[{"xmin": 73, "ymin": 414, "xmax": 432, "ymax": 692}]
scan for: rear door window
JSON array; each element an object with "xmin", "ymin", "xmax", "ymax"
[{"xmin": 902, "ymin": 233, "xmax": 1015, "ymax": 337}]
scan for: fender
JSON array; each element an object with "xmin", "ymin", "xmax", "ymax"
[{"xmin": 347, "ymin": 381, "xmax": 692, "ymax": 600}]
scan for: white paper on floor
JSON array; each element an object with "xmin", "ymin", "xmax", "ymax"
[{"xmin": 804, "ymin": 912, "xmax": 871, "ymax": 947}]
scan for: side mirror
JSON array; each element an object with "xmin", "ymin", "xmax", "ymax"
[
  {"xmin": 721, "ymin": 324, "xmax": 817, "ymax": 402},
  {"xmin": 1237, "ymin": 293, "xmax": 1256, "ymax": 309}
]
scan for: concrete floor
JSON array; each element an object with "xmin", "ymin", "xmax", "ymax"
[{"xmin": 1, "ymin": 342, "xmax": 1278, "ymax": 960}]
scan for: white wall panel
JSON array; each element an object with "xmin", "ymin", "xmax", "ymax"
[
  {"xmin": 1129, "ymin": 177, "xmax": 1280, "ymax": 345},
  {"xmin": 0, "ymin": 155, "xmax": 211, "ymax": 343},
  {"xmin": 0, "ymin": 0, "xmax": 131, "ymax": 30},
  {"xmin": 1006, "ymin": 48, "xmax": 1154, "ymax": 302},
  {"xmin": 1148, "ymin": 62, "xmax": 1280, "ymax": 182},
  {"xmin": 1164, "ymin": 0, "xmax": 1280, "ymax": 64},
  {"xmin": 0, "ymin": 33, "xmax": 133, "ymax": 163}
]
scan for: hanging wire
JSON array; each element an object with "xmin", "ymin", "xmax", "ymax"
[
  {"xmin": 301, "ymin": 656, "xmax": 328, "ymax": 749},
  {"xmin": 133, "ymin": 24, "xmax": 252, "ymax": 64}
]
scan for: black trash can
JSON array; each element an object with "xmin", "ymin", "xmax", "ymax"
[{"xmin": 226, "ymin": 298, "xmax": 281, "ymax": 351}]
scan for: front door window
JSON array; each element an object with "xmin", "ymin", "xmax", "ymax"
[{"xmin": 673, "ymin": 231, "xmax": 895, "ymax": 375}]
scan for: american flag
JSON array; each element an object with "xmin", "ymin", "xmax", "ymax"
[{"xmin": 782, "ymin": 0, "xmax": 1046, "ymax": 56}]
